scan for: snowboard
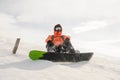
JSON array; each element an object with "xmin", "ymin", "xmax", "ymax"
[{"xmin": 29, "ymin": 50, "xmax": 93, "ymax": 62}]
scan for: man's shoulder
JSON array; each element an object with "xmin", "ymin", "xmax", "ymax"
[{"xmin": 62, "ymin": 35, "xmax": 70, "ymax": 39}]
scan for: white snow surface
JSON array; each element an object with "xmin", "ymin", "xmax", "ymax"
[{"xmin": 0, "ymin": 37, "xmax": 120, "ymax": 80}]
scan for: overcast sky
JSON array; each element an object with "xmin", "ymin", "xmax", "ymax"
[{"xmin": 0, "ymin": 0, "xmax": 120, "ymax": 44}]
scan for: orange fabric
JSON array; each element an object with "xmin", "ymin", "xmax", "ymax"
[
  {"xmin": 53, "ymin": 36, "xmax": 64, "ymax": 46},
  {"xmin": 45, "ymin": 31, "xmax": 70, "ymax": 46}
]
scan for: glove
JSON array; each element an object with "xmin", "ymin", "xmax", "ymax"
[
  {"xmin": 46, "ymin": 40, "xmax": 54, "ymax": 48},
  {"xmin": 64, "ymin": 38, "xmax": 70, "ymax": 46}
]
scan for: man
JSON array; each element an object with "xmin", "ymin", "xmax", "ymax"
[{"xmin": 45, "ymin": 24, "xmax": 75, "ymax": 53}]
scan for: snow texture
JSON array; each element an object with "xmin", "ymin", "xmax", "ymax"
[{"xmin": 0, "ymin": 38, "xmax": 120, "ymax": 80}]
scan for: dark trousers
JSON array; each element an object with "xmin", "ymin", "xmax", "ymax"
[{"xmin": 46, "ymin": 39, "xmax": 75, "ymax": 53}]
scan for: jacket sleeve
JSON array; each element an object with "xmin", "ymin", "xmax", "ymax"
[{"xmin": 45, "ymin": 35, "xmax": 52, "ymax": 43}]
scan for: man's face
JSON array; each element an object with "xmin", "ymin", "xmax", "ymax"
[{"xmin": 54, "ymin": 31, "xmax": 62, "ymax": 36}]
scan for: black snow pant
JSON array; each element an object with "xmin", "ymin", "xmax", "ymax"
[{"xmin": 46, "ymin": 38, "xmax": 75, "ymax": 53}]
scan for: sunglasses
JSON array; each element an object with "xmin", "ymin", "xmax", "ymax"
[{"xmin": 55, "ymin": 27, "xmax": 62, "ymax": 31}]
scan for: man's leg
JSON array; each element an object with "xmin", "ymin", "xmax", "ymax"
[
  {"xmin": 46, "ymin": 41, "xmax": 55, "ymax": 52},
  {"xmin": 63, "ymin": 38, "xmax": 75, "ymax": 53}
]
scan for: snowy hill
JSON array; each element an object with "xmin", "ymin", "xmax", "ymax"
[
  {"xmin": 0, "ymin": 37, "xmax": 120, "ymax": 80},
  {"xmin": 0, "ymin": 0, "xmax": 120, "ymax": 80}
]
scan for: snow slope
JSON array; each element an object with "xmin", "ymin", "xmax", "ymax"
[{"xmin": 0, "ymin": 37, "xmax": 120, "ymax": 80}]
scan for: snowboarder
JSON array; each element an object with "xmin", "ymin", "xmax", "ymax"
[{"xmin": 45, "ymin": 24, "xmax": 75, "ymax": 53}]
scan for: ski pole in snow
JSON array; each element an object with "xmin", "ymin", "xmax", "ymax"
[{"xmin": 12, "ymin": 38, "xmax": 20, "ymax": 54}]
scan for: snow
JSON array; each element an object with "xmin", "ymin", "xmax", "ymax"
[
  {"xmin": 0, "ymin": 0, "xmax": 120, "ymax": 79},
  {"xmin": 0, "ymin": 37, "xmax": 120, "ymax": 80}
]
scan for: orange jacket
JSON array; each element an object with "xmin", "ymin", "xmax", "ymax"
[{"xmin": 45, "ymin": 31, "xmax": 70, "ymax": 46}]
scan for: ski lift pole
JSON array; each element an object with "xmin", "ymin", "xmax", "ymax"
[{"xmin": 12, "ymin": 38, "xmax": 20, "ymax": 54}]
